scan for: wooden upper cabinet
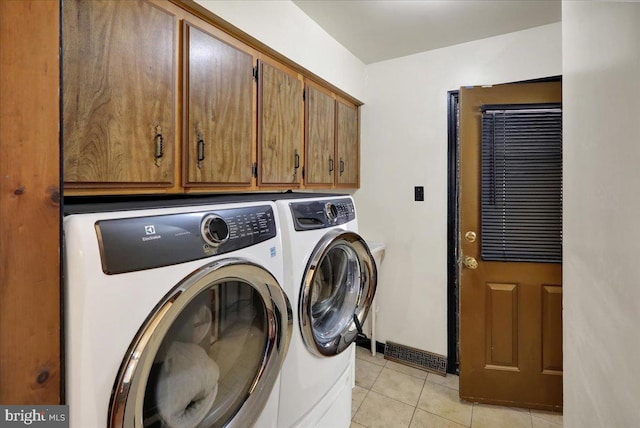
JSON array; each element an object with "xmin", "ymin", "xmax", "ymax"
[
  {"xmin": 63, "ymin": 0, "xmax": 176, "ymax": 187},
  {"xmin": 258, "ymin": 60, "xmax": 304, "ymax": 186},
  {"xmin": 305, "ymin": 83, "xmax": 335, "ymax": 187},
  {"xmin": 183, "ymin": 22, "xmax": 255, "ymax": 187},
  {"xmin": 335, "ymin": 99, "xmax": 360, "ymax": 187},
  {"xmin": 61, "ymin": 0, "xmax": 361, "ymax": 193}
]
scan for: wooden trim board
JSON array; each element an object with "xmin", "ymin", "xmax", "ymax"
[{"xmin": 0, "ymin": 0, "xmax": 62, "ymax": 404}]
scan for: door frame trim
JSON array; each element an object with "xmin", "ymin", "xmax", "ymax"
[{"xmin": 446, "ymin": 90, "xmax": 460, "ymax": 375}]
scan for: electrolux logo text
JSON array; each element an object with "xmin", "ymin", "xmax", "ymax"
[
  {"xmin": 0, "ymin": 406, "xmax": 68, "ymax": 428},
  {"xmin": 142, "ymin": 224, "xmax": 161, "ymax": 242}
]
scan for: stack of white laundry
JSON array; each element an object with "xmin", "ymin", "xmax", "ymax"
[{"xmin": 156, "ymin": 305, "xmax": 219, "ymax": 428}]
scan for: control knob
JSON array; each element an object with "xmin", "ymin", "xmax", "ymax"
[
  {"xmin": 201, "ymin": 215, "xmax": 229, "ymax": 246},
  {"xmin": 325, "ymin": 202, "xmax": 339, "ymax": 224}
]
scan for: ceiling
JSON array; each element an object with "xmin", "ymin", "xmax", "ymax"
[{"xmin": 291, "ymin": 0, "xmax": 561, "ymax": 64}]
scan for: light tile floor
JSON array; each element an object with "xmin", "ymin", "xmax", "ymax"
[{"xmin": 352, "ymin": 346, "xmax": 563, "ymax": 428}]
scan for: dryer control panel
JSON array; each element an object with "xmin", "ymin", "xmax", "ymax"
[
  {"xmin": 95, "ymin": 205, "xmax": 276, "ymax": 274},
  {"xmin": 289, "ymin": 198, "xmax": 355, "ymax": 231}
]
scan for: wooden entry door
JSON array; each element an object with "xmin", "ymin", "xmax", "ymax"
[{"xmin": 459, "ymin": 82, "xmax": 563, "ymax": 411}]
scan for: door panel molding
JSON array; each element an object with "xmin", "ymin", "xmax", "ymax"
[
  {"xmin": 485, "ymin": 283, "xmax": 519, "ymax": 369},
  {"xmin": 542, "ymin": 285, "xmax": 563, "ymax": 374}
]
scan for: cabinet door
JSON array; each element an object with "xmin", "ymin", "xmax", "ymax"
[
  {"xmin": 63, "ymin": 0, "xmax": 175, "ymax": 186},
  {"xmin": 335, "ymin": 99, "xmax": 360, "ymax": 187},
  {"xmin": 184, "ymin": 22, "xmax": 254, "ymax": 187},
  {"xmin": 258, "ymin": 60, "xmax": 303, "ymax": 186},
  {"xmin": 305, "ymin": 84, "xmax": 335, "ymax": 187}
]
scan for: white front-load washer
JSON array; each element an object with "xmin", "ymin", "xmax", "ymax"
[
  {"xmin": 275, "ymin": 195, "xmax": 377, "ymax": 428},
  {"xmin": 64, "ymin": 196, "xmax": 292, "ymax": 428}
]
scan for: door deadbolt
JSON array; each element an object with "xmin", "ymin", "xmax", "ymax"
[
  {"xmin": 463, "ymin": 256, "xmax": 478, "ymax": 270},
  {"xmin": 464, "ymin": 231, "xmax": 477, "ymax": 242}
]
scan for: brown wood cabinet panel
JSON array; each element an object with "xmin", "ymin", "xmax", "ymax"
[
  {"xmin": 63, "ymin": 0, "xmax": 176, "ymax": 186},
  {"xmin": 0, "ymin": 0, "xmax": 60, "ymax": 404},
  {"xmin": 305, "ymin": 83, "xmax": 335, "ymax": 186},
  {"xmin": 335, "ymin": 99, "xmax": 359, "ymax": 187},
  {"xmin": 184, "ymin": 22, "xmax": 255, "ymax": 186},
  {"xmin": 258, "ymin": 60, "xmax": 303, "ymax": 186}
]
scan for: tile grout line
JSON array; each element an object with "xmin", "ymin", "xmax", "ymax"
[
  {"xmin": 352, "ymin": 387, "xmax": 370, "ymax": 427},
  {"xmin": 407, "ymin": 404, "xmax": 418, "ymax": 428},
  {"xmin": 366, "ymin": 360, "xmax": 465, "ymax": 426},
  {"xmin": 355, "ymin": 384, "xmax": 424, "ymax": 427},
  {"xmin": 470, "ymin": 402, "xmax": 475, "ymax": 428},
  {"xmin": 422, "ymin": 372, "xmax": 469, "ymax": 419},
  {"xmin": 530, "ymin": 414, "xmax": 563, "ymax": 427},
  {"xmin": 351, "ymin": 356, "xmax": 426, "ymax": 428},
  {"xmin": 407, "ymin": 372, "xmax": 430, "ymax": 428},
  {"xmin": 414, "ymin": 383, "xmax": 472, "ymax": 428},
  {"xmin": 353, "ymin": 354, "xmax": 385, "ymax": 428},
  {"xmin": 424, "ymin": 372, "xmax": 463, "ymax": 392},
  {"xmin": 366, "ymin": 391, "xmax": 421, "ymax": 426},
  {"xmin": 372, "ymin": 365, "xmax": 428, "ymax": 408},
  {"xmin": 419, "ymin": 408, "xmax": 471, "ymax": 428},
  {"xmin": 385, "ymin": 364, "xmax": 430, "ymax": 381}
]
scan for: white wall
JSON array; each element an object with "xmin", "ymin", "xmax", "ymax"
[
  {"xmin": 194, "ymin": 0, "xmax": 365, "ymax": 101},
  {"xmin": 563, "ymin": 2, "xmax": 640, "ymax": 426},
  {"xmin": 356, "ymin": 23, "xmax": 562, "ymax": 356}
]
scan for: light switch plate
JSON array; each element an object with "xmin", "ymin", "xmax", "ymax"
[{"xmin": 415, "ymin": 186, "xmax": 424, "ymax": 201}]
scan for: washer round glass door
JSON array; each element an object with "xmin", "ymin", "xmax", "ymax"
[
  {"xmin": 300, "ymin": 230, "xmax": 377, "ymax": 357},
  {"xmin": 108, "ymin": 258, "xmax": 292, "ymax": 428}
]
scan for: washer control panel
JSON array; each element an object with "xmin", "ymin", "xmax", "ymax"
[
  {"xmin": 289, "ymin": 198, "xmax": 355, "ymax": 231},
  {"xmin": 95, "ymin": 205, "xmax": 276, "ymax": 274}
]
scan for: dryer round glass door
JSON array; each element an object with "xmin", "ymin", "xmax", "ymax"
[
  {"xmin": 108, "ymin": 258, "xmax": 292, "ymax": 428},
  {"xmin": 300, "ymin": 230, "xmax": 377, "ymax": 357}
]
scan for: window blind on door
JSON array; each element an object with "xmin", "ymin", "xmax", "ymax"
[{"xmin": 481, "ymin": 103, "xmax": 562, "ymax": 263}]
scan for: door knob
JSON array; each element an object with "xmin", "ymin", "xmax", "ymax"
[
  {"xmin": 463, "ymin": 256, "xmax": 478, "ymax": 270},
  {"xmin": 464, "ymin": 231, "xmax": 477, "ymax": 242}
]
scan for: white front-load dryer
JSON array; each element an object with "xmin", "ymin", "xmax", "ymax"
[
  {"xmin": 275, "ymin": 195, "xmax": 377, "ymax": 428},
  {"xmin": 64, "ymin": 197, "xmax": 292, "ymax": 428}
]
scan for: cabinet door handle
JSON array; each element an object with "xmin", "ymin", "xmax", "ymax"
[
  {"xmin": 197, "ymin": 134, "xmax": 205, "ymax": 169},
  {"xmin": 294, "ymin": 151, "xmax": 300, "ymax": 169},
  {"xmin": 339, "ymin": 158, "xmax": 345, "ymax": 175},
  {"xmin": 329, "ymin": 157, "xmax": 334, "ymax": 173},
  {"xmin": 154, "ymin": 127, "xmax": 164, "ymax": 167}
]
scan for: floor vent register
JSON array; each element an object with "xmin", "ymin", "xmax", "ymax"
[{"xmin": 384, "ymin": 341, "xmax": 447, "ymax": 376}]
